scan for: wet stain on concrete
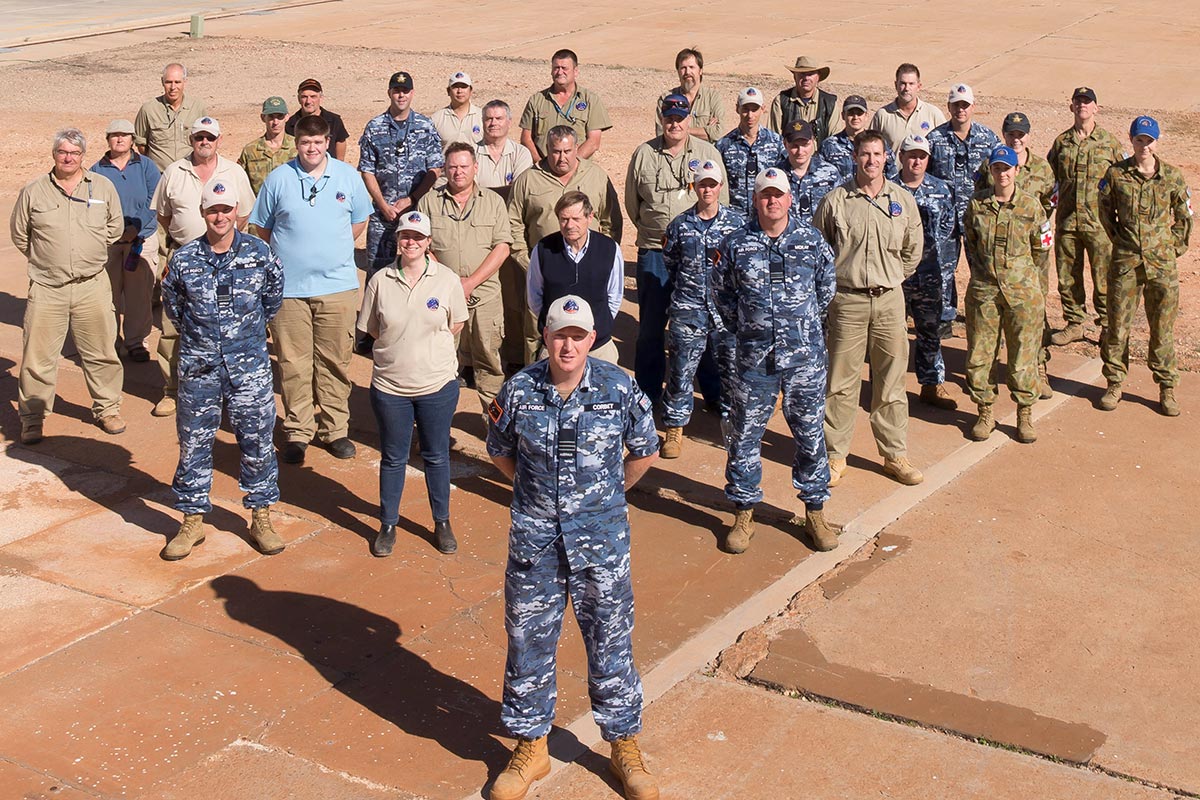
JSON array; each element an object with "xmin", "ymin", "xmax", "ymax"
[
  {"xmin": 819, "ymin": 532, "xmax": 911, "ymax": 600},
  {"xmin": 749, "ymin": 628, "xmax": 1107, "ymax": 764}
]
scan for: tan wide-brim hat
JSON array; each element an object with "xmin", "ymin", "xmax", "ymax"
[{"xmin": 787, "ymin": 56, "xmax": 830, "ymax": 81}]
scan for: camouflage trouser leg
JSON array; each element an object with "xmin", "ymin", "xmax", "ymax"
[
  {"xmin": 366, "ymin": 213, "xmax": 399, "ymax": 279},
  {"xmin": 965, "ymin": 283, "xmax": 1042, "ymax": 408},
  {"xmin": 1056, "ymin": 228, "xmax": 1112, "ymax": 326},
  {"xmin": 502, "ymin": 542, "xmax": 642, "ymax": 742},
  {"xmin": 940, "ymin": 231, "xmax": 962, "ymax": 323},
  {"xmin": 903, "ymin": 271, "xmax": 945, "ymax": 385},
  {"xmin": 226, "ymin": 363, "xmax": 280, "ymax": 509},
  {"xmin": 662, "ymin": 320, "xmax": 734, "ymax": 427},
  {"xmin": 1102, "ymin": 265, "xmax": 1179, "ymax": 388},
  {"xmin": 779, "ymin": 365, "xmax": 830, "ymax": 506},
  {"xmin": 724, "ymin": 366, "xmax": 779, "ymax": 508},
  {"xmin": 174, "ymin": 371, "xmax": 222, "ymax": 515}
]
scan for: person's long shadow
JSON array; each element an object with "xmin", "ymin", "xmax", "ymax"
[{"xmin": 209, "ymin": 575, "xmax": 612, "ymax": 791}]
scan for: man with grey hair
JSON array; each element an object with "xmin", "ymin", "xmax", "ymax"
[
  {"xmin": 10, "ymin": 129, "xmax": 127, "ymax": 444},
  {"xmin": 135, "ymin": 63, "xmax": 208, "ymax": 171},
  {"xmin": 476, "ymin": 100, "xmax": 534, "ymax": 199}
]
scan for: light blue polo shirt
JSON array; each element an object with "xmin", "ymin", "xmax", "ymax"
[{"xmin": 249, "ymin": 156, "xmax": 371, "ymax": 298}]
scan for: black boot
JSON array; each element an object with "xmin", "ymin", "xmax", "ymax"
[
  {"xmin": 434, "ymin": 519, "xmax": 457, "ymax": 554},
  {"xmin": 372, "ymin": 523, "xmax": 396, "ymax": 557}
]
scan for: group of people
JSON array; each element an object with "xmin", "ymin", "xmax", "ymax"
[{"xmin": 9, "ymin": 49, "xmax": 1193, "ymax": 800}]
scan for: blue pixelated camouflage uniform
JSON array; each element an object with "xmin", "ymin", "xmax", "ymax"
[
  {"xmin": 712, "ymin": 216, "xmax": 836, "ymax": 508},
  {"xmin": 715, "ymin": 126, "xmax": 787, "ymax": 213},
  {"xmin": 926, "ymin": 121, "xmax": 1001, "ymax": 321},
  {"xmin": 357, "ymin": 111, "xmax": 444, "ymax": 274},
  {"xmin": 775, "ymin": 154, "xmax": 844, "ymax": 226},
  {"xmin": 162, "ymin": 230, "xmax": 284, "ymax": 515},
  {"xmin": 662, "ymin": 204, "xmax": 746, "ymax": 427},
  {"xmin": 486, "ymin": 358, "xmax": 659, "ymax": 742},
  {"xmin": 893, "ymin": 173, "xmax": 957, "ymax": 385},
  {"xmin": 818, "ymin": 131, "xmax": 899, "ymax": 182}
]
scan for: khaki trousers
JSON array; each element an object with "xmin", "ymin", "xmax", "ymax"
[
  {"xmin": 156, "ymin": 238, "xmax": 181, "ymax": 398},
  {"xmin": 499, "ymin": 256, "xmax": 542, "ymax": 366},
  {"xmin": 457, "ymin": 295, "xmax": 506, "ymax": 413},
  {"xmin": 105, "ymin": 242, "xmax": 157, "ymax": 349},
  {"xmin": 269, "ymin": 289, "xmax": 357, "ymax": 444},
  {"xmin": 19, "ymin": 272, "xmax": 124, "ymax": 423},
  {"xmin": 824, "ymin": 288, "xmax": 909, "ymax": 461}
]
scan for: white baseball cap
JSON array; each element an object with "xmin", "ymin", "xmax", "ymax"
[
  {"xmin": 396, "ymin": 211, "xmax": 431, "ymax": 237},
  {"xmin": 200, "ymin": 179, "xmax": 237, "ymax": 210},
  {"xmin": 191, "ymin": 116, "xmax": 221, "ymax": 138},
  {"xmin": 948, "ymin": 83, "xmax": 975, "ymax": 105},
  {"xmin": 900, "ymin": 133, "xmax": 931, "ymax": 154},
  {"xmin": 693, "ymin": 159, "xmax": 724, "ymax": 185},
  {"xmin": 544, "ymin": 295, "xmax": 595, "ymax": 333},
  {"xmin": 448, "ymin": 70, "xmax": 473, "ymax": 87},
  {"xmin": 737, "ymin": 86, "xmax": 764, "ymax": 109},
  {"xmin": 754, "ymin": 167, "xmax": 790, "ymax": 195}
]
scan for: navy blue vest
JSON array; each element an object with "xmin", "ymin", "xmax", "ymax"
[{"xmin": 535, "ymin": 232, "xmax": 618, "ymax": 349}]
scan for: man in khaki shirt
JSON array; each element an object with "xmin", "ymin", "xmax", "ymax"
[
  {"xmin": 419, "ymin": 142, "xmax": 514, "ymax": 413},
  {"xmin": 768, "ymin": 56, "xmax": 843, "ymax": 144},
  {"xmin": 476, "ymin": 100, "xmax": 535, "ymax": 200},
  {"xmin": 134, "ymin": 63, "xmax": 208, "ymax": 171},
  {"xmin": 869, "ymin": 63, "xmax": 947, "ymax": 152},
  {"xmin": 10, "ymin": 129, "xmax": 127, "ymax": 444},
  {"xmin": 813, "ymin": 130, "xmax": 924, "ymax": 487},
  {"xmin": 430, "ymin": 71, "xmax": 484, "ymax": 148},
  {"xmin": 507, "ymin": 126, "xmax": 622, "ymax": 364},
  {"xmin": 519, "ymin": 49, "xmax": 612, "ymax": 161},
  {"xmin": 655, "ymin": 47, "xmax": 724, "ymax": 142}
]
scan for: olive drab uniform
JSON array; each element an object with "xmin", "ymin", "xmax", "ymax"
[
  {"xmin": 962, "ymin": 188, "xmax": 1051, "ymax": 408},
  {"xmin": 486, "ymin": 358, "xmax": 659, "ymax": 742},
  {"xmin": 162, "ymin": 230, "xmax": 284, "ymax": 514},
  {"xmin": 1098, "ymin": 157, "xmax": 1193, "ymax": 388}
]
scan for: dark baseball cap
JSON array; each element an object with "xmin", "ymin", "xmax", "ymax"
[
  {"xmin": 660, "ymin": 93, "xmax": 691, "ymax": 118},
  {"xmin": 389, "ymin": 71, "xmax": 414, "ymax": 91},
  {"xmin": 1072, "ymin": 86, "xmax": 1097, "ymax": 103},
  {"xmin": 784, "ymin": 120, "xmax": 815, "ymax": 142},
  {"xmin": 297, "ymin": 78, "xmax": 323, "ymax": 93},
  {"xmin": 1002, "ymin": 112, "xmax": 1031, "ymax": 134},
  {"xmin": 842, "ymin": 95, "xmax": 868, "ymax": 113}
]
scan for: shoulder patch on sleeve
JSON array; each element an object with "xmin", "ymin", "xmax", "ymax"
[
  {"xmin": 636, "ymin": 394, "xmax": 652, "ymax": 415},
  {"xmin": 488, "ymin": 398, "xmax": 504, "ymax": 425},
  {"xmin": 1098, "ymin": 178, "xmax": 1108, "ymax": 190}
]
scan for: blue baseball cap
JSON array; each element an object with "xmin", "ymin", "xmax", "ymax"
[
  {"xmin": 1130, "ymin": 115, "xmax": 1160, "ymax": 140},
  {"xmin": 660, "ymin": 93, "xmax": 691, "ymax": 118},
  {"xmin": 990, "ymin": 145, "xmax": 1018, "ymax": 169}
]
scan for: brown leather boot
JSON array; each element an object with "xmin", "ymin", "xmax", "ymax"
[
  {"xmin": 725, "ymin": 509, "xmax": 755, "ymax": 554},
  {"xmin": 828, "ymin": 457, "xmax": 847, "ymax": 488},
  {"xmin": 918, "ymin": 383, "xmax": 957, "ymax": 410},
  {"xmin": 969, "ymin": 405, "xmax": 995, "ymax": 441},
  {"xmin": 610, "ymin": 736, "xmax": 659, "ymax": 800},
  {"xmin": 161, "ymin": 514, "xmax": 205, "ymax": 561},
  {"xmin": 1016, "ymin": 406, "xmax": 1037, "ymax": 443},
  {"xmin": 1098, "ymin": 383, "xmax": 1121, "ymax": 411},
  {"xmin": 1160, "ymin": 387, "xmax": 1180, "ymax": 417},
  {"xmin": 249, "ymin": 507, "xmax": 285, "ymax": 555},
  {"xmin": 489, "ymin": 736, "xmax": 550, "ymax": 800},
  {"xmin": 660, "ymin": 427, "xmax": 683, "ymax": 459},
  {"xmin": 805, "ymin": 508, "xmax": 840, "ymax": 551},
  {"xmin": 883, "ymin": 456, "xmax": 924, "ymax": 485},
  {"xmin": 1037, "ymin": 363, "xmax": 1053, "ymax": 399},
  {"xmin": 1050, "ymin": 322, "xmax": 1084, "ymax": 346}
]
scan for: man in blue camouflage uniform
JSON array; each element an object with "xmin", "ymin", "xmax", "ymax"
[
  {"xmin": 159, "ymin": 181, "xmax": 285, "ymax": 562},
  {"xmin": 358, "ymin": 71, "xmax": 444, "ymax": 277},
  {"xmin": 712, "ymin": 168, "xmax": 841, "ymax": 555},
  {"xmin": 820, "ymin": 95, "xmax": 899, "ymax": 182},
  {"xmin": 715, "ymin": 87, "xmax": 787, "ymax": 214},
  {"xmin": 660, "ymin": 160, "xmax": 745, "ymax": 459},
  {"xmin": 894, "ymin": 134, "xmax": 958, "ymax": 409},
  {"xmin": 927, "ymin": 83, "xmax": 1000, "ymax": 332},
  {"xmin": 777, "ymin": 120, "xmax": 843, "ymax": 226},
  {"xmin": 486, "ymin": 295, "xmax": 660, "ymax": 800}
]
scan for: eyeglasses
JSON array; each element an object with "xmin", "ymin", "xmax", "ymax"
[{"xmin": 54, "ymin": 149, "xmax": 83, "ymax": 158}]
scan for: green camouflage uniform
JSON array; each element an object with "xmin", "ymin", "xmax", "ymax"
[
  {"xmin": 1046, "ymin": 125, "xmax": 1123, "ymax": 325},
  {"xmin": 238, "ymin": 135, "xmax": 297, "ymax": 195},
  {"xmin": 963, "ymin": 188, "xmax": 1051, "ymax": 407},
  {"xmin": 1098, "ymin": 156, "xmax": 1193, "ymax": 388}
]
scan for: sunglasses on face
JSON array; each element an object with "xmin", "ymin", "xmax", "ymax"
[{"xmin": 193, "ymin": 134, "xmax": 217, "ymax": 142}]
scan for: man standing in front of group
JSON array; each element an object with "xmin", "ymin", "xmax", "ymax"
[
  {"xmin": 250, "ymin": 115, "xmax": 372, "ymax": 465},
  {"xmin": 11, "ymin": 129, "xmax": 127, "ymax": 445},
  {"xmin": 1046, "ymin": 87, "xmax": 1124, "ymax": 346},
  {"xmin": 626, "ymin": 93, "xmax": 725, "ymax": 406},
  {"xmin": 814, "ymin": 130, "xmax": 924, "ymax": 487},
  {"xmin": 286, "ymin": 78, "xmax": 351, "ymax": 161},
  {"xmin": 713, "ymin": 168, "xmax": 841, "ymax": 554},
  {"xmin": 1097, "ymin": 116, "xmax": 1193, "ymax": 417},
  {"xmin": 768, "ymin": 56, "xmax": 842, "ymax": 144},
  {"xmin": 239, "ymin": 96, "xmax": 296, "ymax": 196},
  {"xmin": 486, "ymin": 296, "xmax": 660, "ymax": 800},
  {"xmin": 870, "ymin": 63, "xmax": 946, "ymax": 152},
  {"xmin": 520, "ymin": 49, "xmax": 612, "ymax": 161},
  {"xmin": 716, "ymin": 87, "xmax": 786, "ymax": 214}
]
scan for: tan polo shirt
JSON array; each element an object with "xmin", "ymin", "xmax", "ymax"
[
  {"xmin": 507, "ymin": 157, "xmax": 622, "ymax": 267},
  {"xmin": 430, "ymin": 104, "xmax": 483, "ymax": 148},
  {"xmin": 10, "ymin": 172, "xmax": 124, "ymax": 287},
  {"xmin": 134, "ymin": 95, "xmax": 209, "ymax": 171},
  {"xmin": 153, "ymin": 155, "xmax": 255, "ymax": 245},
  {"xmin": 357, "ymin": 257, "xmax": 468, "ymax": 397},
  {"xmin": 417, "ymin": 183, "xmax": 513, "ymax": 304},
  {"xmin": 520, "ymin": 86, "xmax": 612, "ymax": 156},
  {"xmin": 655, "ymin": 84, "xmax": 726, "ymax": 141},
  {"xmin": 476, "ymin": 138, "xmax": 534, "ymax": 189},
  {"xmin": 624, "ymin": 136, "xmax": 728, "ymax": 248},
  {"xmin": 813, "ymin": 180, "xmax": 924, "ymax": 289},
  {"xmin": 869, "ymin": 98, "xmax": 948, "ymax": 152}
]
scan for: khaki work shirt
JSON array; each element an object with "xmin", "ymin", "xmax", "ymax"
[
  {"xmin": 238, "ymin": 135, "xmax": 297, "ymax": 195},
  {"xmin": 507, "ymin": 157, "xmax": 622, "ymax": 267},
  {"xmin": 655, "ymin": 84, "xmax": 725, "ymax": 141},
  {"xmin": 624, "ymin": 136, "xmax": 727, "ymax": 249},
  {"xmin": 10, "ymin": 172, "xmax": 124, "ymax": 287},
  {"xmin": 431, "ymin": 104, "xmax": 484, "ymax": 148},
  {"xmin": 520, "ymin": 86, "xmax": 612, "ymax": 156},
  {"xmin": 869, "ymin": 98, "xmax": 947, "ymax": 152},
  {"xmin": 418, "ymin": 183, "xmax": 514, "ymax": 304},
  {"xmin": 153, "ymin": 155, "xmax": 255, "ymax": 246},
  {"xmin": 476, "ymin": 139, "xmax": 535, "ymax": 190},
  {"xmin": 134, "ymin": 95, "xmax": 209, "ymax": 170},
  {"xmin": 813, "ymin": 180, "xmax": 923, "ymax": 289}
]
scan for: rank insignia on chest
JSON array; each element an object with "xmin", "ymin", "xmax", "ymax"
[
  {"xmin": 889, "ymin": 201, "xmax": 902, "ymax": 216},
  {"xmin": 427, "ymin": 297, "xmax": 440, "ymax": 310}
]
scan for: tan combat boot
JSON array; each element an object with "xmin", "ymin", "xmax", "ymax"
[
  {"xmin": 1160, "ymin": 387, "xmax": 1180, "ymax": 417},
  {"xmin": 489, "ymin": 736, "xmax": 550, "ymax": 800},
  {"xmin": 969, "ymin": 405, "xmax": 995, "ymax": 441},
  {"xmin": 828, "ymin": 457, "xmax": 847, "ymax": 488},
  {"xmin": 610, "ymin": 736, "xmax": 659, "ymax": 800},
  {"xmin": 919, "ymin": 383, "xmax": 957, "ymax": 410},
  {"xmin": 152, "ymin": 395, "xmax": 177, "ymax": 417},
  {"xmin": 1016, "ymin": 406, "xmax": 1038, "ymax": 443},
  {"xmin": 660, "ymin": 427, "xmax": 683, "ymax": 459},
  {"xmin": 882, "ymin": 456, "xmax": 924, "ymax": 486},
  {"xmin": 725, "ymin": 509, "xmax": 755, "ymax": 554},
  {"xmin": 249, "ymin": 507, "xmax": 285, "ymax": 555},
  {"xmin": 161, "ymin": 514, "xmax": 205, "ymax": 561},
  {"xmin": 1098, "ymin": 383, "xmax": 1121, "ymax": 411},
  {"xmin": 805, "ymin": 508, "xmax": 840, "ymax": 552},
  {"xmin": 1050, "ymin": 322, "xmax": 1084, "ymax": 346},
  {"xmin": 1037, "ymin": 363, "xmax": 1054, "ymax": 399}
]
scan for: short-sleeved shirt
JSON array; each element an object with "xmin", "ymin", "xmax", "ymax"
[
  {"xmin": 476, "ymin": 139, "xmax": 534, "ymax": 190},
  {"xmin": 90, "ymin": 152, "xmax": 161, "ymax": 239},
  {"xmin": 520, "ymin": 86, "xmax": 612, "ymax": 156},
  {"xmin": 624, "ymin": 135, "xmax": 728, "ymax": 248},
  {"xmin": 285, "ymin": 108, "xmax": 350, "ymax": 147},
  {"xmin": 248, "ymin": 156, "xmax": 372, "ymax": 298},
  {"xmin": 813, "ymin": 180, "xmax": 924, "ymax": 289},
  {"xmin": 869, "ymin": 99, "xmax": 947, "ymax": 152},
  {"xmin": 358, "ymin": 110, "xmax": 444, "ymax": 203},
  {"xmin": 357, "ymin": 257, "xmax": 468, "ymax": 397},
  {"xmin": 134, "ymin": 95, "xmax": 208, "ymax": 171},
  {"xmin": 10, "ymin": 171, "xmax": 124, "ymax": 286},
  {"xmin": 417, "ymin": 183, "xmax": 514, "ymax": 305},
  {"xmin": 655, "ymin": 84, "xmax": 725, "ymax": 141},
  {"xmin": 153, "ymin": 155, "xmax": 255, "ymax": 245},
  {"xmin": 239, "ymin": 135, "xmax": 297, "ymax": 195},
  {"xmin": 430, "ymin": 104, "xmax": 484, "ymax": 148}
]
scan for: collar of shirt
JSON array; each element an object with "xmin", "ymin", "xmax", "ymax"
[
  {"xmin": 846, "ymin": 180, "xmax": 900, "ymax": 201},
  {"xmin": 290, "ymin": 156, "xmax": 330, "ymax": 183},
  {"xmin": 387, "ymin": 255, "xmax": 437, "ymax": 287},
  {"xmin": 195, "ymin": 229, "xmax": 247, "ymax": 260},
  {"xmin": 748, "ymin": 214, "xmax": 798, "ymax": 240},
  {"xmin": 538, "ymin": 358, "xmax": 596, "ymax": 407},
  {"xmin": 97, "ymin": 152, "xmax": 143, "ymax": 169},
  {"xmin": 565, "ymin": 230, "xmax": 591, "ymax": 262}
]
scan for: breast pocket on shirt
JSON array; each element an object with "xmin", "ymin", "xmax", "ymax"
[{"xmin": 576, "ymin": 405, "xmax": 623, "ymax": 470}]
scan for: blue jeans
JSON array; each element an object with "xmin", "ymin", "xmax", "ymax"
[
  {"xmin": 369, "ymin": 380, "xmax": 459, "ymax": 525},
  {"xmin": 635, "ymin": 248, "xmax": 671, "ymax": 404}
]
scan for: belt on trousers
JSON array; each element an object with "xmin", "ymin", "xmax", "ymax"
[{"xmin": 840, "ymin": 285, "xmax": 894, "ymax": 298}]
